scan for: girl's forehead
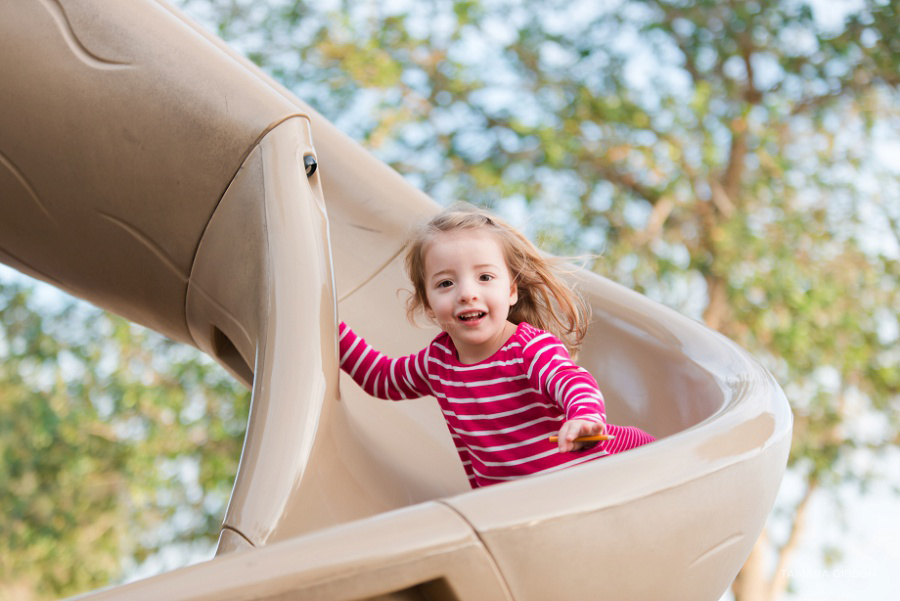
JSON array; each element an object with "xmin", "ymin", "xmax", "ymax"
[{"xmin": 423, "ymin": 229, "xmax": 507, "ymax": 265}]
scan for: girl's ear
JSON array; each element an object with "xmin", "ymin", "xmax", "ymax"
[{"xmin": 509, "ymin": 281, "xmax": 518, "ymax": 306}]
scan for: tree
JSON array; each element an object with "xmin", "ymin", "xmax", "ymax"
[
  {"xmin": 176, "ymin": 0, "xmax": 898, "ymax": 599},
  {"xmin": 3, "ymin": 0, "xmax": 896, "ymax": 598},
  {"xmin": 0, "ymin": 278, "xmax": 250, "ymax": 600}
]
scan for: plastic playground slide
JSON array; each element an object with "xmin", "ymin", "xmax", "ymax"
[{"xmin": 0, "ymin": 2, "xmax": 792, "ymax": 600}]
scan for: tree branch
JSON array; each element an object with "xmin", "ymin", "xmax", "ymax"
[
  {"xmin": 768, "ymin": 475, "xmax": 819, "ymax": 598},
  {"xmin": 702, "ymin": 273, "xmax": 730, "ymax": 330},
  {"xmin": 637, "ymin": 197, "xmax": 676, "ymax": 244},
  {"xmin": 591, "ymin": 162, "xmax": 664, "ymax": 205},
  {"xmin": 644, "ymin": 0, "xmax": 707, "ymax": 85},
  {"xmin": 742, "ymin": 44, "xmax": 762, "ymax": 104},
  {"xmin": 789, "ymin": 67, "xmax": 878, "ymax": 117},
  {"xmin": 721, "ymin": 122, "xmax": 748, "ymax": 206}
]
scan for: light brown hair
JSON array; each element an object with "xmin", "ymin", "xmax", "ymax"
[{"xmin": 404, "ymin": 204, "xmax": 590, "ymax": 353}]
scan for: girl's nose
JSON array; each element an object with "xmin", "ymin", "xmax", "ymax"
[{"xmin": 457, "ymin": 280, "xmax": 478, "ymax": 302}]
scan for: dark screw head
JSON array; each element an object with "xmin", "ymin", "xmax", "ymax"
[{"xmin": 303, "ymin": 154, "xmax": 318, "ymax": 177}]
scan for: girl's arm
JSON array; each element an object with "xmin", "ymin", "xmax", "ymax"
[
  {"xmin": 338, "ymin": 322, "xmax": 433, "ymax": 400},
  {"xmin": 521, "ymin": 331, "xmax": 609, "ymax": 450}
]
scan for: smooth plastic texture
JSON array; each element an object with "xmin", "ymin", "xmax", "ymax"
[{"xmin": 0, "ymin": 2, "xmax": 791, "ymax": 600}]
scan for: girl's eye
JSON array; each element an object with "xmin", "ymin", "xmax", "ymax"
[
  {"xmin": 479, "ymin": 274, "xmax": 494, "ymax": 282},
  {"xmin": 437, "ymin": 280, "xmax": 453, "ymax": 288}
]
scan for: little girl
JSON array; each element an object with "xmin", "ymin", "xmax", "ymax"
[{"xmin": 338, "ymin": 204, "xmax": 655, "ymax": 488}]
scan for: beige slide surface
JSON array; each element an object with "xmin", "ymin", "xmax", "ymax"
[{"xmin": 0, "ymin": 2, "xmax": 792, "ymax": 600}]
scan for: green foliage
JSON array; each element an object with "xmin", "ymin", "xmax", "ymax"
[
  {"xmin": 0, "ymin": 280, "xmax": 249, "ymax": 600},
  {"xmin": 183, "ymin": 0, "xmax": 898, "ymax": 434}
]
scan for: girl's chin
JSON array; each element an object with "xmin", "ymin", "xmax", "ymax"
[{"xmin": 453, "ymin": 327, "xmax": 506, "ymax": 349}]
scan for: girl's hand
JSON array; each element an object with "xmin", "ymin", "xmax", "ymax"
[{"xmin": 556, "ymin": 419, "xmax": 607, "ymax": 453}]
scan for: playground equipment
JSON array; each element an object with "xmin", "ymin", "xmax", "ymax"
[{"xmin": 0, "ymin": 2, "xmax": 792, "ymax": 599}]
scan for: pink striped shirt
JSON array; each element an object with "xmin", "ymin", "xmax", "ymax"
[{"xmin": 339, "ymin": 321, "xmax": 655, "ymax": 488}]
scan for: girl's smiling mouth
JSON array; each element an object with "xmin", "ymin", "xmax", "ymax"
[{"xmin": 457, "ymin": 310, "xmax": 486, "ymax": 322}]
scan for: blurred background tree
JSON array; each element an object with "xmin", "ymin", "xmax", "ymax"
[
  {"xmin": 177, "ymin": 0, "xmax": 899, "ymax": 599},
  {"xmin": 0, "ymin": 281, "xmax": 250, "ymax": 600},
  {"xmin": 1, "ymin": 0, "xmax": 896, "ymax": 599}
]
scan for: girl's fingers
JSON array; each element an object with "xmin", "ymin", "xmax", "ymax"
[
  {"xmin": 552, "ymin": 420, "xmax": 613, "ymax": 452},
  {"xmin": 557, "ymin": 423, "xmax": 574, "ymax": 452},
  {"xmin": 548, "ymin": 434, "xmax": 614, "ymax": 443},
  {"xmin": 553, "ymin": 421, "xmax": 588, "ymax": 451}
]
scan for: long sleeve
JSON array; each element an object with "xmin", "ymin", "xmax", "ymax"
[
  {"xmin": 521, "ymin": 330, "xmax": 607, "ymax": 426},
  {"xmin": 338, "ymin": 322, "xmax": 433, "ymax": 400},
  {"xmin": 339, "ymin": 321, "xmax": 653, "ymax": 488}
]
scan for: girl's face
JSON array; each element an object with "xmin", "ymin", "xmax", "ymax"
[{"xmin": 422, "ymin": 229, "xmax": 518, "ymax": 364}]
